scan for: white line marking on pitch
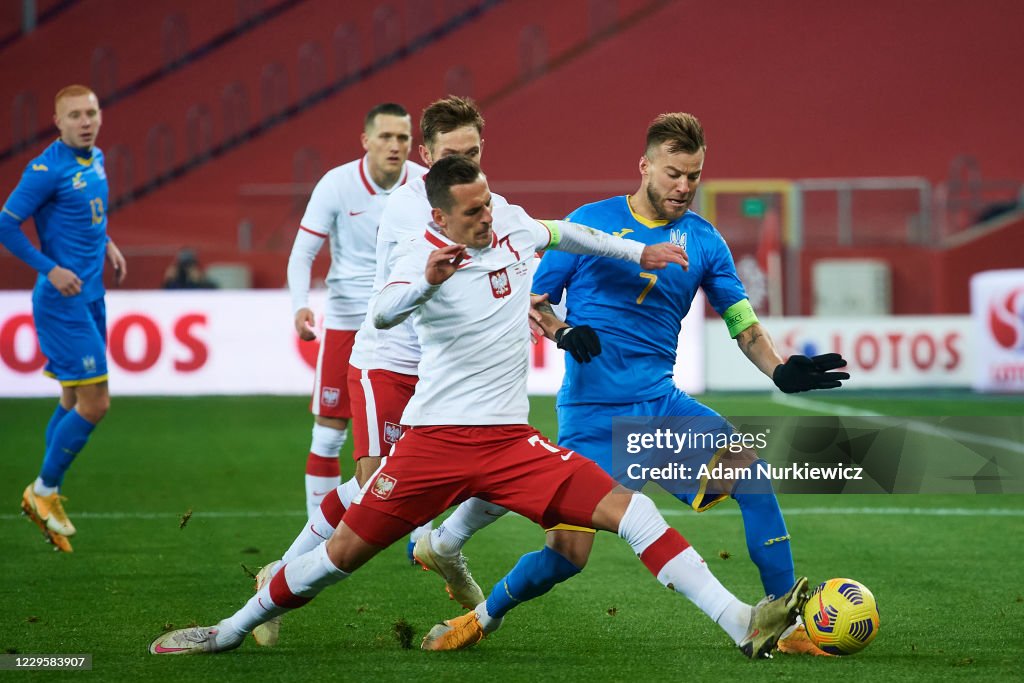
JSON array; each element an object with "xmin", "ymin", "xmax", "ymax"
[
  {"xmin": 659, "ymin": 506, "xmax": 1024, "ymax": 517},
  {"xmin": 2, "ymin": 507, "xmax": 1023, "ymax": 522},
  {"xmin": 770, "ymin": 393, "xmax": 1024, "ymax": 455}
]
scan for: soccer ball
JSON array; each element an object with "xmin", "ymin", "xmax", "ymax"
[{"xmin": 802, "ymin": 578, "xmax": 879, "ymax": 655}]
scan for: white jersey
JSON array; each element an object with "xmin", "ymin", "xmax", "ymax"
[
  {"xmin": 348, "ymin": 175, "xmax": 508, "ymax": 374},
  {"xmin": 288, "ymin": 155, "xmax": 427, "ymax": 329},
  {"xmin": 375, "ymin": 203, "xmax": 555, "ymax": 425}
]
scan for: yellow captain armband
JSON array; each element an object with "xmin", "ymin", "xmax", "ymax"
[
  {"xmin": 723, "ymin": 299, "xmax": 759, "ymax": 338},
  {"xmin": 538, "ymin": 220, "xmax": 561, "ymax": 248}
]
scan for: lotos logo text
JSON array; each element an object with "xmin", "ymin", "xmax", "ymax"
[
  {"xmin": 1, "ymin": 311, "xmax": 208, "ymax": 374},
  {"xmin": 780, "ymin": 328, "xmax": 961, "ymax": 373},
  {"xmin": 988, "ymin": 287, "xmax": 1024, "ymax": 352}
]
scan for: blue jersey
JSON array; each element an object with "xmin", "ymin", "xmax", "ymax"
[
  {"xmin": 0, "ymin": 139, "xmax": 109, "ymax": 304},
  {"xmin": 533, "ymin": 195, "xmax": 749, "ymax": 405}
]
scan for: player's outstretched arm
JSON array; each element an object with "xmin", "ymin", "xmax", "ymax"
[
  {"xmin": 545, "ymin": 221, "xmax": 687, "ymax": 271},
  {"xmin": 736, "ymin": 323, "xmax": 850, "ymax": 392}
]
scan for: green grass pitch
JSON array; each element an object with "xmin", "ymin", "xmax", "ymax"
[{"xmin": 1, "ymin": 392, "xmax": 1022, "ymax": 681}]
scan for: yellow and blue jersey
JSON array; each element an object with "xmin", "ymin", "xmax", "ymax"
[
  {"xmin": 0, "ymin": 139, "xmax": 109, "ymax": 304},
  {"xmin": 533, "ymin": 195, "xmax": 751, "ymax": 405}
]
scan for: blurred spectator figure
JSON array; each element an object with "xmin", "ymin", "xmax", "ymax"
[{"xmin": 163, "ymin": 248, "xmax": 217, "ymax": 289}]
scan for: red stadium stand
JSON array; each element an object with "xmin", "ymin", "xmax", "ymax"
[
  {"xmin": 1, "ymin": 0, "xmax": 1020, "ymax": 311},
  {"xmin": 0, "ymin": 0, "xmax": 72, "ymax": 51},
  {"xmin": 99, "ymin": 0, "xmax": 660, "ymax": 279},
  {"xmin": 0, "ymin": 0, "xmax": 296, "ymax": 169}
]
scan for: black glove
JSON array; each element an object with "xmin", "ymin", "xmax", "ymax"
[
  {"xmin": 555, "ymin": 325, "xmax": 601, "ymax": 363},
  {"xmin": 772, "ymin": 353, "xmax": 850, "ymax": 393}
]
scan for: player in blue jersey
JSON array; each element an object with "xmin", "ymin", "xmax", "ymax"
[
  {"xmin": 0, "ymin": 85, "xmax": 126, "ymax": 553},
  {"xmin": 421, "ymin": 113, "xmax": 848, "ymax": 654}
]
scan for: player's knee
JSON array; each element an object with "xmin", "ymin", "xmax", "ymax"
[
  {"xmin": 325, "ymin": 524, "xmax": 377, "ymax": 573},
  {"xmin": 545, "ymin": 532, "xmax": 593, "ymax": 569},
  {"xmin": 75, "ymin": 393, "xmax": 109, "ymax": 423}
]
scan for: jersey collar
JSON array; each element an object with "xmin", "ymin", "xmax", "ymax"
[
  {"xmin": 57, "ymin": 139, "xmax": 96, "ymax": 166},
  {"xmin": 359, "ymin": 155, "xmax": 409, "ymax": 196},
  {"xmin": 625, "ymin": 194, "xmax": 671, "ymax": 229},
  {"xmin": 424, "ymin": 224, "xmax": 474, "ymax": 266}
]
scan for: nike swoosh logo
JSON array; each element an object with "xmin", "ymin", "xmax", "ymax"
[
  {"xmin": 349, "ymin": 210, "xmax": 366, "ymax": 216},
  {"xmin": 310, "ymin": 524, "xmax": 328, "ymax": 540},
  {"xmin": 152, "ymin": 643, "xmax": 192, "ymax": 654},
  {"xmin": 818, "ymin": 594, "xmax": 830, "ymax": 626},
  {"xmin": 312, "ymin": 489, "xmax": 333, "ymax": 496},
  {"xmin": 258, "ymin": 597, "xmax": 270, "ymax": 612},
  {"xmin": 560, "ymin": 452, "xmax": 574, "ymax": 461}
]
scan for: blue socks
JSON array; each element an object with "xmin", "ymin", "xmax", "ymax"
[
  {"xmin": 44, "ymin": 403, "xmax": 70, "ymax": 448},
  {"xmin": 485, "ymin": 546, "xmax": 581, "ymax": 619},
  {"xmin": 731, "ymin": 459, "xmax": 796, "ymax": 597},
  {"xmin": 39, "ymin": 409, "xmax": 96, "ymax": 489}
]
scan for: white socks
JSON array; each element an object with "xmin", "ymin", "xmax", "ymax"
[
  {"xmin": 618, "ymin": 493, "xmax": 751, "ymax": 645},
  {"xmin": 474, "ymin": 601, "xmax": 504, "ymax": 634},
  {"xmin": 431, "ymin": 497, "xmax": 508, "ymax": 556},
  {"xmin": 226, "ymin": 543, "xmax": 349, "ymax": 634},
  {"xmin": 304, "ymin": 424, "xmax": 347, "ymax": 518}
]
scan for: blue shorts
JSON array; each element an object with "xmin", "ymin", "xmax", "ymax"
[
  {"xmin": 557, "ymin": 390, "xmax": 729, "ymax": 507},
  {"xmin": 33, "ymin": 294, "xmax": 109, "ymax": 386}
]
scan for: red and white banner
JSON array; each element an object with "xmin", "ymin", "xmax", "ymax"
[
  {"xmin": 705, "ymin": 315, "xmax": 971, "ymax": 390},
  {"xmin": 971, "ymin": 269, "xmax": 1024, "ymax": 392},
  {"xmin": 0, "ymin": 290, "xmax": 705, "ymax": 398}
]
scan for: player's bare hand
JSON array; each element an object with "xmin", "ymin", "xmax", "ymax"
[
  {"xmin": 47, "ymin": 265, "xmax": 82, "ymax": 296},
  {"xmin": 529, "ymin": 293, "xmax": 549, "ymax": 343},
  {"xmin": 640, "ymin": 243, "xmax": 688, "ymax": 271},
  {"xmin": 425, "ymin": 244, "xmax": 467, "ymax": 285},
  {"xmin": 106, "ymin": 239, "xmax": 127, "ymax": 285},
  {"xmin": 294, "ymin": 307, "xmax": 317, "ymax": 341}
]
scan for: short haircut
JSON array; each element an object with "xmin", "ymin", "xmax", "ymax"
[
  {"xmin": 364, "ymin": 102, "xmax": 410, "ymax": 130},
  {"xmin": 54, "ymin": 84, "xmax": 98, "ymax": 110},
  {"xmin": 645, "ymin": 112, "xmax": 705, "ymax": 155},
  {"xmin": 420, "ymin": 96, "xmax": 484, "ymax": 148},
  {"xmin": 425, "ymin": 155, "xmax": 483, "ymax": 212}
]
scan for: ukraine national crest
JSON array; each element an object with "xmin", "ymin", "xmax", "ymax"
[
  {"xmin": 321, "ymin": 386, "xmax": 340, "ymax": 408},
  {"xmin": 371, "ymin": 473, "xmax": 397, "ymax": 499},
  {"xmin": 81, "ymin": 355, "xmax": 97, "ymax": 373},
  {"xmin": 670, "ymin": 228, "xmax": 687, "ymax": 250},
  {"xmin": 489, "ymin": 268, "xmax": 511, "ymax": 298},
  {"xmin": 383, "ymin": 421, "xmax": 403, "ymax": 444}
]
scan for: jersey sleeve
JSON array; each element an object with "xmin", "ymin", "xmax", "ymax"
[
  {"xmin": 286, "ymin": 228, "xmax": 326, "ymax": 313},
  {"xmin": 532, "ymin": 249, "xmax": 578, "ymax": 304},
  {"xmin": 530, "ymin": 204, "xmax": 587, "ymax": 304},
  {"xmin": 373, "ymin": 239, "xmax": 437, "ymax": 329},
  {"xmin": 299, "ymin": 173, "xmax": 341, "ymax": 236},
  {"xmin": 701, "ymin": 227, "xmax": 758, "ymax": 337},
  {"xmin": 0, "ymin": 160, "xmax": 59, "ymax": 274}
]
